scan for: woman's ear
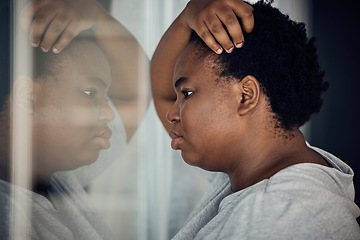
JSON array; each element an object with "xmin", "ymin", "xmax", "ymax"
[
  {"xmin": 237, "ymin": 75, "xmax": 260, "ymax": 116},
  {"xmin": 13, "ymin": 75, "xmax": 35, "ymax": 114}
]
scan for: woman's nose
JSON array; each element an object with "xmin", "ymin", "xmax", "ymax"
[
  {"xmin": 166, "ymin": 101, "xmax": 180, "ymax": 124},
  {"xmin": 99, "ymin": 98, "xmax": 115, "ymax": 123}
]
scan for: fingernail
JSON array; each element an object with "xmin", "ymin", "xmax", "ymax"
[
  {"xmin": 216, "ymin": 48, "xmax": 223, "ymax": 54},
  {"xmin": 236, "ymin": 42, "xmax": 244, "ymax": 48},
  {"xmin": 31, "ymin": 42, "xmax": 38, "ymax": 47},
  {"xmin": 227, "ymin": 47, "xmax": 234, "ymax": 53},
  {"xmin": 52, "ymin": 47, "xmax": 60, "ymax": 54},
  {"xmin": 41, "ymin": 46, "xmax": 48, "ymax": 52}
]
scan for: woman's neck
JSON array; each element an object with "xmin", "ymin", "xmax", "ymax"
[{"xmin": 228, "ymin": 129, "xmax": 327, "ymax": 192}]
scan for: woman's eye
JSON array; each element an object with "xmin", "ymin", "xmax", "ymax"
[
  {"xmin": 182, "ymin": 90, "xmax": 194, "ymax": 99},
  {"xmin": 84, "ymin": 89, "xmax": 97, "ymax": 97}
]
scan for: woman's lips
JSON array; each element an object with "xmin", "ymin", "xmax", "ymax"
[
  {"xmin": 169, "ymin": 130, "xmax": 182, "ymax": 150},
  {"xmin": 171, "ymin": 136, "xmax": 182, "ymax": 150},
  {"xmin": 95, "ymin": 129, "xmax": 112, "ymax": 149},
  {"xmin": 95, "ymin": 136, "xmax": 111, "ymax": 149}
]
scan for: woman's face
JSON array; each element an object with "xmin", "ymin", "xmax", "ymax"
[
  {"xmin": 32, "ymin": 41, "xmax": 114, "ymax": 172},
  {"xmin": 167, "ymin": 43, "xmax": 244, "ymax": 172}
]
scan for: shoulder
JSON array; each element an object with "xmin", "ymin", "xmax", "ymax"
[
  {"xmin": 219, "ymin": 164, "xmax": 360, "ymax": 239},
  {"xmin": 0, "ymin": 180, "xmax": 10, "ymax": 237},
  {"xmin": 0, "ymin": 180, "xmax": 41, "ymax": 239}
]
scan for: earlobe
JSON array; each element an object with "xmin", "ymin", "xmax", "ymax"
[
  {"xmin": 237, "ymin": 75, "xmax": 260, "ymax": 116},
  {"xmin": 13, "ymin": 75, "xmax": 35, "ymax": 114}
]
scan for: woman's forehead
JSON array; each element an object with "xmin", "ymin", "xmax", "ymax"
[
  {"xmin": 176, "ymin": 44, "xmax": 221, "ymax": 78},
  {"xmin": 49, "ymin": 42, "xmax": 111, "ymax": 83}
]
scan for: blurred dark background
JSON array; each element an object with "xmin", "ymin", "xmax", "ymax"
[
  {"xmin": 310, "ymin": 0, "xmax": 360, "ymax": 205},
  {"xmin": 0, "ymin": 0, "xmax": 10, "ymax": 110}
]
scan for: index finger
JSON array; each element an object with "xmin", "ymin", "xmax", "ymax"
[
  {"xmin": 231, "ymin": 1, "xmax": 254, "ymax": 33},
  {"xmin": 19, "ymin": 0, "xmax": 48, "ymax": 31},
  {"xmin": 215, "ymin": 8, "xmax": 244, "ymax": 48}
]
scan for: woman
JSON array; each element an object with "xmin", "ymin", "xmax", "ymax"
[{"xmin": 151, "ymin": 0, "xmax": 360, "ymax": 238}]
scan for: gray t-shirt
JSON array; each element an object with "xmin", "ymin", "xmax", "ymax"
[
  {"xmin": 0, "ymin": 100, "xmax": 126, "ymax": 240},
  {"xmin": 173, "ymin": 145, "xmax": 360, "ymax": 240}
]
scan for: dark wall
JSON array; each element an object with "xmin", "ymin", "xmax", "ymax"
[
  {"xmin": 310, "ymin": 0, "xmax": 360, "ymax": 205},
  {"xmin": 0, "ymin": 0, "xmax": 11, "ymax": 111}
]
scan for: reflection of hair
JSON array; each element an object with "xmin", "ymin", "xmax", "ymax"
[
  {"xmin": 33, "ymin": 32, "xmax": 96, "ymax": 81},
  {"xmin": 190, "ymin": 0, "xmax": 328, "ymax": 130},
  {"xmin": 0, "ymin": 31, "xmax": 97, "ymax": 113},
  {"xmin": 32, "ymin": 46, "xmax": 63, "ymax": 80}
]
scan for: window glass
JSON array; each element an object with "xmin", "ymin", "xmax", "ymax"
[{"xmin": 1, "ymin": 1, "xmax": 312, "ymax": 240}]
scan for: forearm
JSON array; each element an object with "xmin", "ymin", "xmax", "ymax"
[
  {"xmin": 92, "ymin": 7, "xmax": 150, "ymax": 141},
  {"xmin": 151, "ymin": 9, "xmax": 192, "ymax": 131},
  {"xmin": 92, "ymin": 9, "xmax": 148, "ymax": 102}
]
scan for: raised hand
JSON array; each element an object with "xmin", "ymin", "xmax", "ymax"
[
  {"xmin": 184, "ymin": 0, "xmax": 254, "ymax": 54},
  {"xmin": 20, "ymin": 0, "xmax": 107, "ymax": 53},
  {"xmin": 151, "ymin": 0, "xmax": 254, "ymax": 131}
]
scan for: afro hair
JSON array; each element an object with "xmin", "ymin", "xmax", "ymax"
[{"xmin": 190, "ymin": 0, "xmax": 329, "ymax": 130}]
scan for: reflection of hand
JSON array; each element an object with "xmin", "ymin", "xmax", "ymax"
[
  {"xmin": 184, "ymin": 0, "xmax": 254, "ymax": 54},
  {"xmin": 20, "ymin": 0, "xmax": 107, "ymax": 53}
]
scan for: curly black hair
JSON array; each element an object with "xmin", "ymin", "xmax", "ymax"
[{"xmin": 190, "ymin": 0, "xmax": 328, "ymax": 130}]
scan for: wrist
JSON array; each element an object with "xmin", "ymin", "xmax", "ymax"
[
  {"xmin": 178, "ymin": 6, "xmax": 193, "ymax": 35},
  {"xmin": 91, "ymin": 5, "xmax": 115, "ymax": 33}
]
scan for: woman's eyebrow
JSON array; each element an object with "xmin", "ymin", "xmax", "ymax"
[
  {"xmin": 174, "ymin": 77, "xmax": 188, "ymax": 90},
  {"xmin": 89, "ymin": 77, "xmax": 108, "ymax": 89}
]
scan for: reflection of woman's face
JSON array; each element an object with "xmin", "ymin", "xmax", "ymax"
[{"xmin": 32, "ymin": 42, "xmax": 114, "ymax": 173}]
